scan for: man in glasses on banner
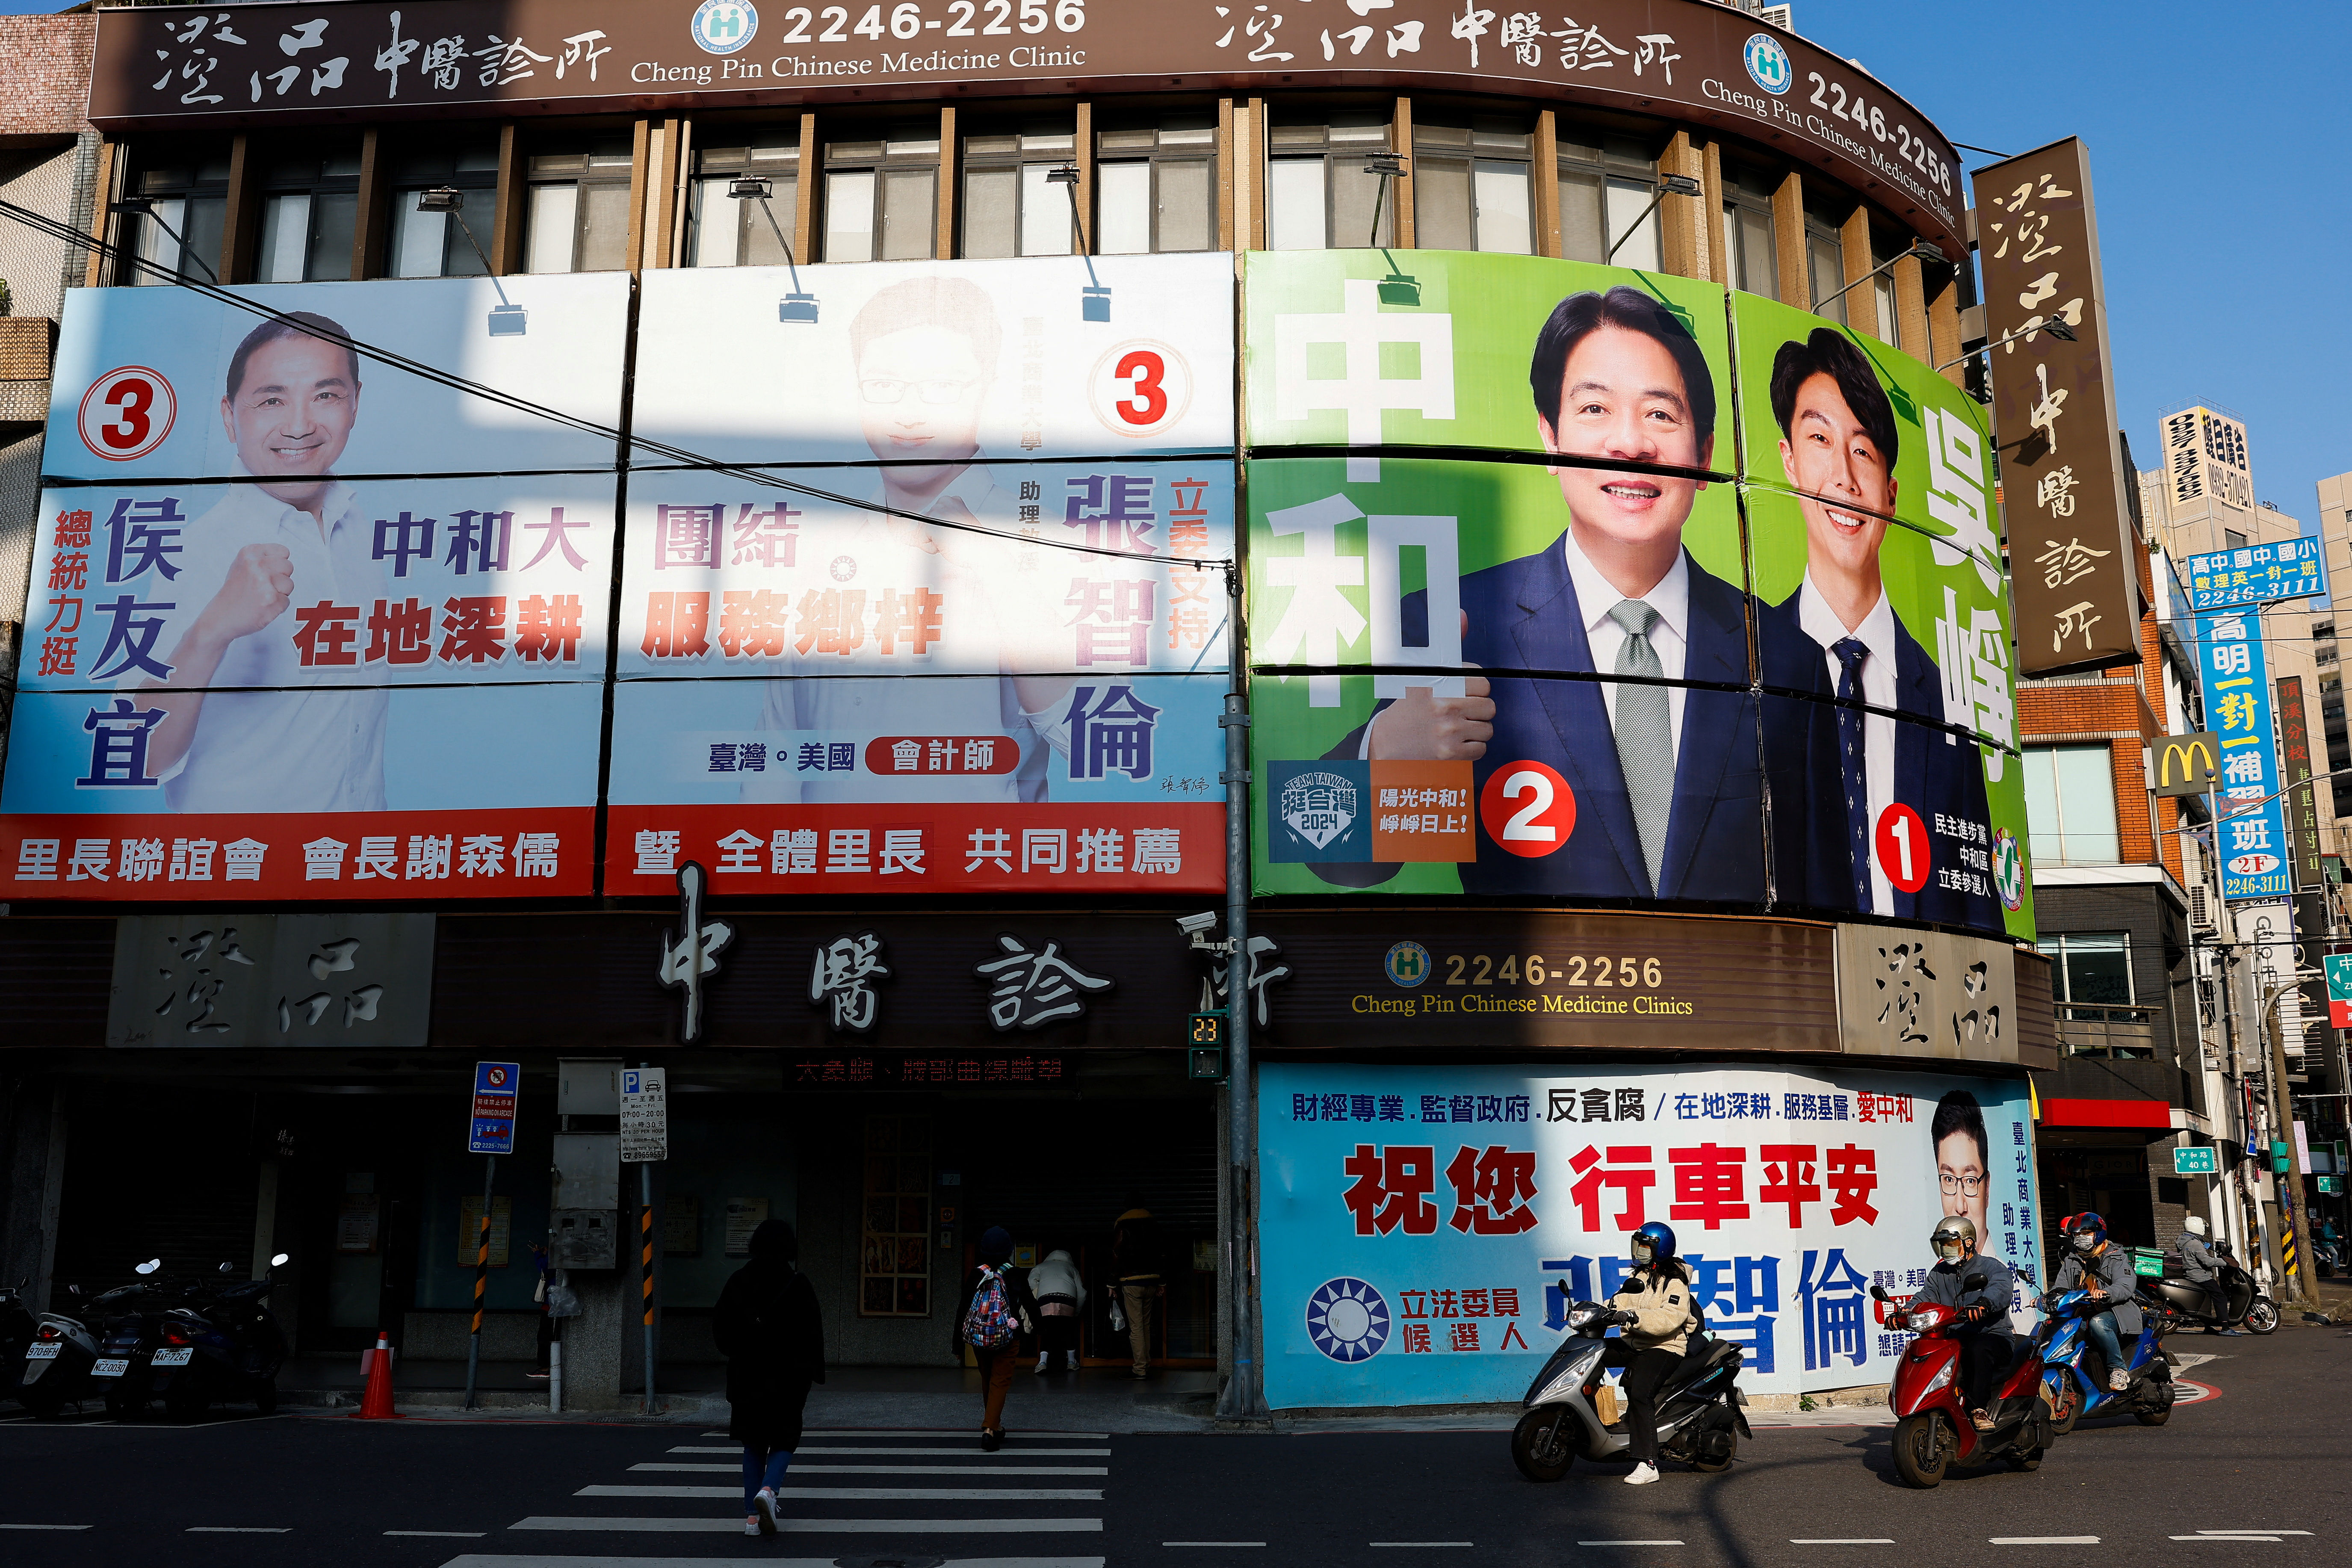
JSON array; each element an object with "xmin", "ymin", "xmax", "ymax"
[
  {"xmin": 1767, "ymin": 327, "xmax": 1994, "ymax": 928},
  {"xmin": 746, "ymin": 276, "xmax": 1080, "ymax": 804}
]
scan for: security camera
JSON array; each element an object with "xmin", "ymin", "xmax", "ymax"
[{"xmin": 1176, "ymin": 912, "xmax": 1220, "ymax": 936}]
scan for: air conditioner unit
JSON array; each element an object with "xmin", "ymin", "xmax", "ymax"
[{"xmin": 2189, "ymin": 883, "xmax": 2218, "ymax": 935}]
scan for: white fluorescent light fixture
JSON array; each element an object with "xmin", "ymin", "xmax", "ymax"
[
  {"xmin": 417, "ymin": 188, "xmax": 525, "ymax": 336},
  {"xmin": 729, "ymin": 174, "xmax": 818, "ymax": 323}
]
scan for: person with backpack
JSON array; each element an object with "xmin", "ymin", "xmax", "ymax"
[
  {"xmin": 712, "ymin": 1219, "xmax": 825, "ymax": 1538},
  {"xmin": 1599, "ymin": 1221, "xmax": 1702, "ymax": 1485},
  {"xmin": 953, "ymin": 1226, "xmax": 1038, "ymax": 1450}
]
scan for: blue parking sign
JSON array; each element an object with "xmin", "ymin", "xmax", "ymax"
[{"xmin": 470, "ymin": 1060, "xmax": 520, "ymax": 1155}]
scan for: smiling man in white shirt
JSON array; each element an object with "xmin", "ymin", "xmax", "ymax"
[
  {"xmin": 1767, "ymin": 326, "xmax": 1992, "ymax": 927},
  {"xmin": 130, "ymin": 311, "xmax": 388, "ymax": 812}
]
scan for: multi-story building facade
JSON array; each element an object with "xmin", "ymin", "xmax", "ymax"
[{"xmin": 0, "ymin": 0, "xmax": 2060, "ymax": 1415}]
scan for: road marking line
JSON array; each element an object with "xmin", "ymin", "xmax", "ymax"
[
  {"xmin": 0, "ymin": 1525, "xmax": 92, "ymax": 1531},
  {"xmin": 384, "ymin": 1530, "xmax": 488, "ymax": 1537},
  {"xmin": 510, "ymin": 1517, "xmax": 1105, "ymax": 1534},
  {"xmin": 1371, "ymin": 1543, "xmax": 1476, "ymax": 1548},
  {"xmin": 576, "ymin": 1485, "xmax": 1105, "ymax": 1502},
  {"xmin": 443, "ymin": 1557, "xmax": 1105, "ymax": 1568},
  {"xmin": 1989, "ymin": 1539, "xmax": 2099, "ymax": 1546},
  {"xmin": 2198, "ymin": 1533, "xmax": 2314, "ymax": 1538},
  {"xmin": 669, "ymin": 1445, "xmax": 1111, "ymax": 1457},
  {"xmin": 1163, "ymin": 1543, "xmax": 1268, "ymax": 1548},
  {"xmin": 631, "ymin": 1463, "xmax": 1109, "ymax": 1476},
  {"xmin": 2171, "ymin": 1539, "xmax": 2279, "ymax": 1544},
  {"xmin": 803, "ymin": 1429, "xmax": 1110, "ymax": 1439},
  {"xmin": 187, "ymin": 1526, "xmax": 291, "ymax": 1533},
  {"xmin": 1791, "ymin": 1541, "xmax": 1896, "ymax": 1546},
  {"xmin": 1576, "ymin": 1542, "xmax": 1683, "ymax": 1547}
]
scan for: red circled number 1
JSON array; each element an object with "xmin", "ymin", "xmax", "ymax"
[
  {"xmin": 1875, "ymin": 803, "xmax": 1931, "ymax": 894},
  {"xmin": 1112, "ymin": 349, "xmax": 1167, "ymax": 427}
]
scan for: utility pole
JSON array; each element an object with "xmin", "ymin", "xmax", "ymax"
[{"xmin": 2262, "ymin": 971, "xmax": 2323, "ymax": 1305}]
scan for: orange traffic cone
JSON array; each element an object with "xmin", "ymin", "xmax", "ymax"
[{"xmin": 355, "ymin": 1330, "xmax": 399, "ymax": 1419}]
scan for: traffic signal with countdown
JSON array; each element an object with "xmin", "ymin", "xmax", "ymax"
[{"xmin": 1187, "ymin": 1012, "xmax": 1227, "ymax": 1080}]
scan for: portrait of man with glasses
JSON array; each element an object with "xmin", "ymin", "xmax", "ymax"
[
  {"xmin": 746, "ymin": 274, "xmax": 1079, "ymax": 804},
  {"xmin": 1933, "ymin": 1088, "xmax": 1993, "ymax": 1258}
]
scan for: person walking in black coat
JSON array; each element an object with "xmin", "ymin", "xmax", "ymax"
[
  {"xmin": 713, "ymin": 1219, "xmax": 825, "ymax": 1537},
  {"xmin": 951, "ymin": 1225, "xmax": 1039, "ymax": 1450}
]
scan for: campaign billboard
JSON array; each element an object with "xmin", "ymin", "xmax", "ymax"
[
  {"xmin": 1244, "ymin": 252, "xmax": 2030, "ymax": 939},
  {"xmin": 1, "ymin": 276, "xmax": 627, "ymax": 899},
  {"xmin": 1260, "ymin": 1061, "xmax": 2041, "ymax": 1407},
  {"xmin": 611, "ymin": 260, "xmax": 1238, "ymax": 894},
  {"xmin": 2196, "ymin": 609, "xmax": 2290, "ymax": 900}
]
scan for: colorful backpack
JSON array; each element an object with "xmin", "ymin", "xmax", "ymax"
[{"xmin": 963, "ymin": 1267, "xmax": 1017, "ymax": 1349}]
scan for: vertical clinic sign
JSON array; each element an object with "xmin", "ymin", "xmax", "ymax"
[
  {"xmin": 2276, "ymin": 676, "xmax": 2324, "ymax": 892},
  {"xmin": 2197, "ymin": 610, "xmax": 2288, "ymax": 900},
  {"xmin": 1259, "ymin": 1063, "xmax": 2040, "ymax": 1406},
  {"xmin": 1973, "ymin": 138, "xmax": 2139, "ymax": 677}
]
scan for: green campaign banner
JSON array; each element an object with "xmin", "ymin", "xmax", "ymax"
[{"xmin": 1244, "ymin": 251, "xmax": 2030, "ymax": 941}]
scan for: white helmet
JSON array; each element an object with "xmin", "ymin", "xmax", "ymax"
[{"xmin": 2182, "ymin": 1215, "xmax": 2208, "ymax": 1238}]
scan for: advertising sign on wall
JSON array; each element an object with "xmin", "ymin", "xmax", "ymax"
[
  {"xmin": 1261, "ymin": 1061, "xmax": 2040, "ymax": 1407},
  {"xmin": 2195, "ymin": 609, "xmax": 2289, "ymax": 900},
  {"xmin": 1, "ymin": 277, "xmax": 628, "ymax": 899},
  {"xmin": 609, "ymin": 259, "xmax": 1236, "ymax": 894},
  {"xmin": 2184, "ymin": 537, "xmax": 2323, "ymax": 611},
  {"xmin": 1244, "ymin": 251, "xmax": 2029, "ymax": 940}
]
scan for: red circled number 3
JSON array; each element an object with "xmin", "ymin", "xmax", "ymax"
[
  {"xmin": 103, "ymin": 376, "xmax": 154, "ymax": 450},
  {"xmin": 1113, "ymin": 349, "xmax": 1166, "ymax": 426}
]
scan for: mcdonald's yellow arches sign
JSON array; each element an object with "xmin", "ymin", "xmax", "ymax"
[{"xmin": 2153, "ymin": 732, "xmax": 2221, "ymax": 797}]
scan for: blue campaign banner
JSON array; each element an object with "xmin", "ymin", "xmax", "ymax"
[
  {"xmin": 2183, "ymin": 538, "xmax": 2324, "ymax": 611},
  {"xmin": 1259, "ymin": 1062, "xmax": 2040, "ymax": 1408},
  {"xmin": 2196, "ymin": 610, "xmax": 2291, "ymax": 900}
]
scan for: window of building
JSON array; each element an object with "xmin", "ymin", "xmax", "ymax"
[
  {"xmin": 860, "ymin": 1114, "xmax": 931, "ymax": 1316},
  {"xmin": 1803, "ymin": 196, "xmax": 1845, "ymax": 324},
  {"xmin": 1554, "ymin": 130, "xmax": 1659, "ymax": 268},
  {"xmin": 1093, "ymin": 114, "xmax": 1216, "ymax": 255},
  {"xmin": 1721, "ymin": 165, "xmax": 1777, "ymax": 298},
  {"xmin": 523, "ymin": 135, "xmax": 634, "ymax": 274},
  {"xmin": 124, "ymin": 141, "xmax": 233, "ymax": 285},
  {"xmin": 686, "ymin": 130, "xmax": 801, "ymax": 266},
  {"xmin": 2225, "ymin": 529, "xmax": 2248, "ymax": 551},
  {"xmin": 1864, "ymin": 235, "xmax": 1901, "ymax": 344},
  {"xmin": 1411, "ymin": 116, "xmax": 1532, "ymax": 254},
  {"xmin": 2022, "ymin": 743, "xmax": 2121, "ymax": 866},
  {"xmin": 2045, "ymin": 932, "xmax": 2134, "ymax": 1005},
  {"xmin": 387, "ymin": 135, "xmax": 499, "ymax": 278},
  {"xmin": 825, "ymin": 126, "xmax": 939, "ymax": 263},
  {"xmin": 1266, "ymin": 110, "xmax": 1392, "ymax": 251},
  {"xmin": 960, "ymin": 124, "xmax": 1073, "ymax": 259},
  {"xmin": 251, "ymin": 138, "xmax": 363, "ymax": 283}
]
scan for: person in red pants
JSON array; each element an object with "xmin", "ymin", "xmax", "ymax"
[{"xmin": 952, "ymin": 1227, "xmax": 1037, "ymax": 1450}]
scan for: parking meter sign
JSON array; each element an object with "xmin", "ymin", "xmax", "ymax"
[
  {"xmin": 620, "ymin": 1067, "xmax": 669, "ymax": 1163},
  {"xmin": 470, "ymin": 1060, "xmax": 520, "ymax": 1155}
]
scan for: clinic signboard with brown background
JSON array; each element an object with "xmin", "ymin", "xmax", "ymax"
[
  {"xmin": 91, "ymin": 0, "xmax": 1963, "ymax": 257},
  {"xmin": 1972, "ymin": 137, "xmax": 2139, "ymax": 677}
]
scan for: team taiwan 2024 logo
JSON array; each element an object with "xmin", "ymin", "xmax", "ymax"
[
  {"xmin": 1306, "ymin": 1277, "xmax": 1391, "ymax": 1361},
  {"xmin": 1276, "ymin": 766, "xmax": 1361, "ymax": 853},
  {"xmin": 690, "ymin": 0, "xmax": 760, "ymax": 53},
  {"xmin": 1743, "ymin": 31, "xmax": 1793, "ymax": 94}
]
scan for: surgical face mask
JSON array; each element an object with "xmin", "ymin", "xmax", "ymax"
[
  {"xmin": 1935, "ymin": 1239, "xmax": 1966, "ymax": 1263},
  {"xmin": 1630, "ymin": 1238, "xmax": 1655, "ymax": 1267},
  {"xmin": 2073, "ymin": 1233, "xmax": 2100, "ymax": 1254}
]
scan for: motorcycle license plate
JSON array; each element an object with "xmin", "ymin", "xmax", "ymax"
[
  {"xmin": 151, "ymin": 1348, "xmax": 193, "ymax": 1367},
  {"xmin": 24, "ymin": 1343, "xmax": 59, "ymax": 1360},
  {"xmin": 92, "ymin": 1358, "xmax": 130, "ymax": 1377}
]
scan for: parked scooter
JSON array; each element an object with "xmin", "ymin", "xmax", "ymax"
[
  {"xmin": 90, "ymin": 1260, "xmax": 178, "ymax": 1420},
  {"xmin": 1510, "ymin": 1299, "xmax": 1750, "ymax": 1480},
  {"xmin": 2138, "ymin": 1238, "xmax": 2277, "ymax": 1336},
  {"xmin": 2035, "ymin": 1286, "xmax": 2174, "ymax": 1432},
  {"xmin": 19, "ymin": 1283, "xmax": 113, "ymax": 1419},
  {"xmin": 1872, "ymin": 1277, "xmax": 2053, "ymax": 1488},
  {"xmin": 144, "ymin": 1257, "xmax": 291, "ymax": 1419}
]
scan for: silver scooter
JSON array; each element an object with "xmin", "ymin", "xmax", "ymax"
[{"xmin": 1510, "ymin": 1299, "xmax": 1750, "ymax": 1480}]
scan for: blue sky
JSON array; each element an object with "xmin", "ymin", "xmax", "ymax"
[
  {"xmin": 1806, "ymin": 0, "xmax": 2352, "ymax": 532},
  {"xmin": 8, "ymin": 0, "xmax": 2343, "ymax": 520}
]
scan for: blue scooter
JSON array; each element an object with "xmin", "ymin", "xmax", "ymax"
[{"xmin": 2033, "ymin": 1286, "xmax": 2174, "ymax": 1433}]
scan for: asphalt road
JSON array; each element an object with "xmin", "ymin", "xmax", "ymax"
[{"xmin": 0, "ymin": 1324, "xmax": 2343, "ymax": 1568}]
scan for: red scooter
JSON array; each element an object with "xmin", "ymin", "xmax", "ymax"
[{"xmin": 1871, "ymin": 1278, "xmax": 2054, "ymax": 1488}]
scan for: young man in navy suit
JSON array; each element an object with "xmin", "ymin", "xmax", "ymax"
[
  {"xmin": 1767, "ymin": 327, "xmax": 1995, "ymax": 929},
  {"xmin": 1334, "ymin": 286, "xmax": 1841, "ymax": 903}
]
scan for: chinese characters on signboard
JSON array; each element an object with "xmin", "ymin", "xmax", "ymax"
[
  {"xmin": 2195, "ymin": 610, "xmax": 2290, "ymax": 901},
  {"xmin": 2277, "ymin": 676, "xmax": 2323, "ymax": 893},
  {"xmin": 2182, "ymin": 537, "xmax": 2323, "ymax": 611},
  {"xmin": 1972, "ymin": 139, "xmax": 2139, "ymax": 676}
]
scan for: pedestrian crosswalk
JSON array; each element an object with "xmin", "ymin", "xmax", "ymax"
[{"xmin": 437, "ymin": 1427, "xmax": 1111, "ymax": 1566}]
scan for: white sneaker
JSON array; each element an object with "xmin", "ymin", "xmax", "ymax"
[
  {"xmin": 743, "ymin": 1516, "xmax": 760, "ymax": 1537},
  {"xmin": 1623, "ymin": 1462, "xmax": 1661, "ymax": 1485},
  {"xmin": 754, "ymin": 1488, "xmax": 780, "ymax": 1536},
  {"xmin": 1065, "ymin": 1352, "xmax": 1080, "ymax": 1370},
  {"xmin": 1034, "ymin": 1354, "xmax": 1051, "ymax": 1374},
  {"xmin": 2108, "ymin": 1369, "xmax": 2130, "ymax": 1392}
]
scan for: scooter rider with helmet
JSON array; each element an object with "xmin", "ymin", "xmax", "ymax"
[
  {"xmin": 1599, "ymin": 1220, "xmax": 1702, "ymax": 1486},
  {"xmin": 2172, "ymin": 1216, "xmax": 2229, "ymax": 1327},
  {"xmin": 1910, "ymin": 1215, "xmax": 2016, "ymax": 1431},
  {"xmin": 2051, "ymin": 1211, "xmax": 2141, "ymax": 1391}
]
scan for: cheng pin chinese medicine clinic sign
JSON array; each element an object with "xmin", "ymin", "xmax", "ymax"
[{"xmin": 1974, "ymin": 138, "xmax": 2139, "ymax": 678}]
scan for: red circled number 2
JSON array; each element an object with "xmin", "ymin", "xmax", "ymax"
[
  {"xmin": 1112, "ymin": 349, "xmax": 1167, "ymax": 427},
  {"xmin": 1478, "ymin": 759, "xmax": 1575, "ymax": 858}
]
